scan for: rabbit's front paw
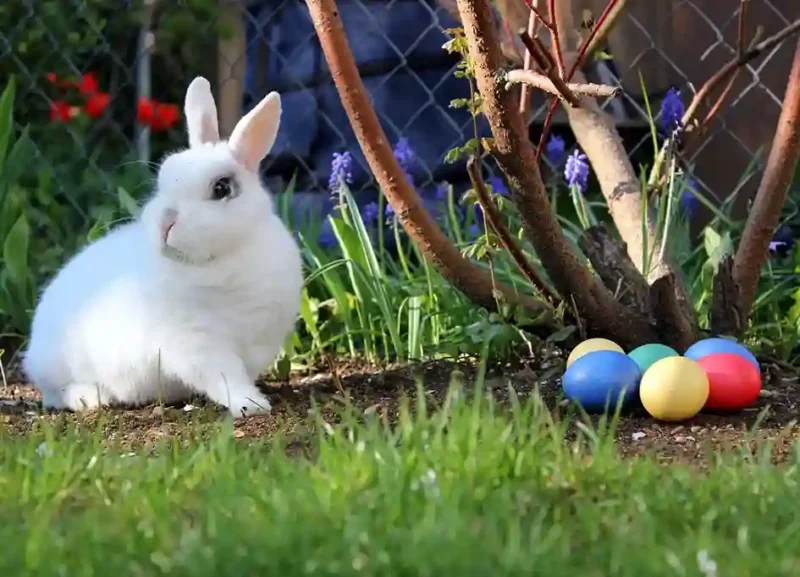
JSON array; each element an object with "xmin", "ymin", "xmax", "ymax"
[
  {"xmin": 227, "ymin": 393, "xmax": 272, "ymax": 418},
  {"xmin": 45, "ymin": 383, "xmax": 109, "ymax": 412}
]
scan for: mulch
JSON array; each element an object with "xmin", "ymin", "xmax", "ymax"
[{"xmin": 1, "ymin": 354, "xmax": 799, "ymax": 466}]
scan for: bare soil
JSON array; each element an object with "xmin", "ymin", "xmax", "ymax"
[{"xmin": 2, "ymin": 356, "xmax": 799, "ymax": 466}]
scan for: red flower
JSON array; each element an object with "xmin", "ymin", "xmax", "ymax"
[
  {"xmin": 137, "ymin": 96, "xmax": 155, "ymax": 125},
  {"xmin": 152, "ymin": 103, "xmax": 180, "ymax": 131},
  {"xmin": 79, "ymin": 72, "xmax": 99, "ymax": 95},
  {"xmin": 46, "ymin": 72, "xmax": 58, "ymax": 84},
  {"xmin": 49, "ymin": 100, "xmax": 76, "ymax": 122},
  {"xmin": 85, "ymin": 92, "xmax": 111, "ymax": 118},
  {"xmin": 137, "ymin": 97, "xmax": 180, "ymax": 131}
]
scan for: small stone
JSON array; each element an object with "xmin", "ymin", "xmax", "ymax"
[
  {"xmin": 233, "ymin": 429, "xmax": 245, "ymax": 439},
  {"xmin": 151, "ymin": 406, "xmax": 165, "ymax": 417},
  {"xmin": 182, "ymin": 404, "xmax": 196, "ymax": 412},
  {"xmin": 690, "ymin": 426, "xmax": 701, "ymax": 433},
  {"xmin": 631, "ymin": 432, "xmax": 646, "ymax": 441}
]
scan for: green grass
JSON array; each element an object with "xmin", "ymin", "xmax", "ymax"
[{"xmin": 2, "ymin": 388, "xmax": 799, "ymax": 576}]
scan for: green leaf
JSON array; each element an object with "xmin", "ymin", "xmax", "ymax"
[
  {"xmin": 0, "ymin": 187, "xmax": 22, "ymax": 242},
  {"xmin": 0, "ymin": 76, "xmax": 16, "ymax": 162},
  {"xmin": 273, "ymin": 354, "xmax": 291, "ymax": 381},
  {"xmin": 117, "ymin": 186, "xmax": 141, "ymax": 218},
  {"xmin": 546, "ymin": 325, "xmax": 577, "ymax": 344},
  {"xmin": 0, "ymin": 126, "xmax": 34, "ymax": 191},
  {"xmin": 2, "ymin": 212, "xmax": 30, "ymax": 288},
  {"xmin": 702, "ymin": 226, "xmax": 733, "ymax": 269}
]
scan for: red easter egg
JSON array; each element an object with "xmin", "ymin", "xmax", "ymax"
[{"xmin": 696, "ymin": 353, "xmax": 762, "ymax": 411}]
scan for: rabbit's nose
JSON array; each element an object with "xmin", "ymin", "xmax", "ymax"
[{"xmin": 160, "ymin": 208, "xmax": 178, "ymax": 242}]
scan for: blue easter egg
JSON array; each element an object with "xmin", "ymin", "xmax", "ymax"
[
  {"xmin": 683, "ymin": 338, "xmax": 759, "ymax": 371},
  {"xmin": 562, "ymin": 350, "xmax": 643, "ymax": 413}
]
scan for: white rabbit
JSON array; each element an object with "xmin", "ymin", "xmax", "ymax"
[{"xmin": 22, "ymin": 77, "xmax": 304, "ymax": 418}]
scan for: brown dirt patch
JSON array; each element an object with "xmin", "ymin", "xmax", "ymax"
[{"xmin": 2, "ymin": 356, "xmax": 799, "ymax": 466}]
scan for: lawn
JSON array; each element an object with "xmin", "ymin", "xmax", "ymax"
[
  {"xmin": 2, "ymin": 11, "xmax": 800, "ymax": 576},
  {"xmin": 2, "ymin": 361, "xmax": 800, "ymax": 576}
]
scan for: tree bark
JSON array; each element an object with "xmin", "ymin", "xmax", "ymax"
[
  {"xmin": 550, "ymin": 0, "xmax": 697, "ymax": 345},
  {"xmin": 454, "ymin": 0, "xmax": 656, "ymax": 349},
  {"xmin": 305, "ymin": 0, "xmax": 559, "ymax": 330},
  {"xmin": 733, "ymin": 37, "xmax": 800, "ymax": 323}
]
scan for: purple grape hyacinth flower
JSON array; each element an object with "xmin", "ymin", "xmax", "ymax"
[
  {"xmin": 385, "ymin": 137, "xmax": 418, "ymax": 219},
  {"xmin": 660, "ymin": 87, "xmax": 685, "ymax": 135},
  {"xmin": 328, "ymin": 151, "xmax": 354, "ymax": 195},
  {"xmin": 769, "ymin": 224, "xmax": 794, "ymax": 255},
  {"xmin": 564, "ymin": 149, "xmax": 589, "ymax": 193},
  {"xmin": 318, "ymin": 218, "xmax": 337, "ymax": 248},
  {"xmin": 435, "ymin": 181, "xmax": 450, "ymax": 202},
  {"xmin": 469, "ymin": 204, "xmax": 485, "ymax": 239},
  {"xmin": 489, "ymin": 176, "xmax": 510, "ymax": 197},
  {"xmin": 393, "ymin": 137, "xmax": 415, "ymax": 171},
  {"xmin": 679, "ymin": 179, "xmax": 701, "ymax": 218},
  {"xmin": 362, "ymin": 201, "xmax": 379, "ymax": 224},
  {"xmin": 545, "ymin": 134, "xmax": 567, "ymax": 166},
  {"xmin": 393, "ymin": 137, "xmax": 417, "ymax": 188}
]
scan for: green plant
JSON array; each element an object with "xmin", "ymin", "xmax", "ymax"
[
  {"xmin": 306, "ymin": 0, "xmax": 800, "ymax": 360},
  {"xmin": 274, "ymin": 177, "xmax": 533, "ymax": 370},
  {"xmin": 2, "ymin": 379, "xmax": 800, "ymax": 575},
  {"xmin": 0, "ymin": 77, "xmax": 36, "ymax": 340}
]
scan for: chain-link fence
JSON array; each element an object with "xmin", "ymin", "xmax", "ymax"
[{"xmin": 1, "ymin": 0, "xmax": 798, "ymax": 231}]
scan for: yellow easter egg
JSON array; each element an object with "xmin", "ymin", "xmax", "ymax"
[
  {"xmin": 639, "ymin": 356, "xmax": 709, "ymax": 422},
  {"xmin": 567, "ymin": 338, "xmax": 624, "ymax": 367}
]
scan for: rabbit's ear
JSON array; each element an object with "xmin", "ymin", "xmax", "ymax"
[
  {"xmin": 228, "ymin": 92, "xmax": 281, "ymax": 171},
  {"xmin": 184, "ymin": 77, "xmax": 220, "ymax": 148}
]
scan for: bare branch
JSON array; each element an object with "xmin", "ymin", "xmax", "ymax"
[
  {"xmin": 516, "ymin": 30, "xmax": 581, "ymax": 106},
  {"xmin": 733, "ymin": 37, "xmax": 800, "ymax": 321},
  {"xmin": 518, "ymin": 8, "xmax": 539, "ymax": 115},
  {"xmin": 505, "ymin": 69, "xmax": 619, "ymax": 98},
  {"xmin": 455, "ymin": 0, "xmax": 656, "ymax": 348},
  {"xmin": 521, "ymin": 0, "xmax": 552, "ymax": 31},
  {"xmin": 305, "ymin": 0, "xmax": 558, "ymax": 329},
  {"xmin": 582, "ymin": 0, "xmax": 630, "ymax": 59},
  {"xmin": 546, "ymin": 0, "xmax": 566, "ymax": 77},
  {"xmin": 650, "ymin": 18, "xmax": 800, "ymax": 186},
  {"xmin": 534, "ymin": 0, "xmax": 625, "ymax": 163},
  {"xmin": 549, "ymin": 1, "xmax": 697, "ymax": 347},
  {"xmin": 467, "ymin": 157, "xmax": 561, "ymax": 304},
  {"xmin": 737, "ymin": 0, "xmax": 751, "ymax": 61}
]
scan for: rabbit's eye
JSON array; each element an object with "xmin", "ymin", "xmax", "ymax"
[{"xmin": 211, "ymin": 176, "xmax": 234, "ymax": 201}]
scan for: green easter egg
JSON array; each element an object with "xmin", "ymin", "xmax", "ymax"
[{"xmin": 628, "ymin": 343, "xmax": 679, "ymax": 373}]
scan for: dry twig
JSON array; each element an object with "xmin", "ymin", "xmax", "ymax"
[
  {"xmin": 505, "ymin": 69, "xmax": 619, "ymax": 98},
  {"xmin": 518, "ymin": 8, "xmax": 540, "ymax": 115},
  {"xmin": 517, "ymin": 30, "xmax": 581, "ymax": 106},
  {"xmin": 534, "ymin": 0, "xmax": 623, "ymax": 163}
]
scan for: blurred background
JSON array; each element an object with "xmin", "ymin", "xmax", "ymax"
[
  {"xmin": 2, "ymin": 0, "xmax": 797, "ymax": 221},
  {"xmin": 0, "ymin": 0, "xmax": 798, "ymax": 358}
]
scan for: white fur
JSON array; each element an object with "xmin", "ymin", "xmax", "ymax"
[{"xmin": 22, "ymin": 77, "xmax": 304, "ymax": 418}]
